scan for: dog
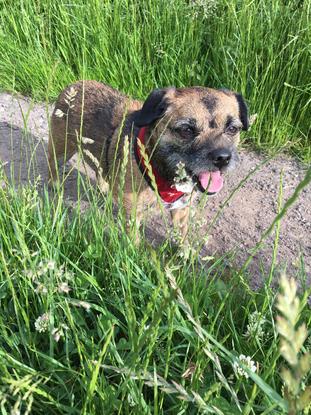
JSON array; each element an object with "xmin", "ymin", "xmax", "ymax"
[{"xmin": 48, "ymin": 80, "xmax": 248, "ymax": 243}]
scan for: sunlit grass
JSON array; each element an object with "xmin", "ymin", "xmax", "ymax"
[
  {"xmin": 0, "ymin": 0, "xmax": 310, "ymax": 412},
  {"xmin": 0, "ymin": 0, "xmax": 310, "ymax": 161},
  {"xmin": 0, "ymin": 150, "xmax": 310, "ymax": 413}
]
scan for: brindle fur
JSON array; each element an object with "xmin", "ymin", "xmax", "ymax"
[{"xmin": 48, "ymin": 80, "xmax": 248, "ymax": 243}]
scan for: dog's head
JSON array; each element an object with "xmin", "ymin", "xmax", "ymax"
[{"xmin": 134, "ymin": 86, "xmax": 249, "ymax": 194}]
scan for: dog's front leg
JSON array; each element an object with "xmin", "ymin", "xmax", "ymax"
[{"xmin": 170, "ymin": 206, "xmax": 190, "ymax": 244}]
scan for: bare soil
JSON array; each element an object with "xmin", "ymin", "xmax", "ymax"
[{"xmin": 0, "ymin": 92, "xmax": 310, "ymax": 287}]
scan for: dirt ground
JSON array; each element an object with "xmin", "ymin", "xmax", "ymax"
[{"xmin": 0, "ymin": 92, "xmax": 310, "ymax": 288}]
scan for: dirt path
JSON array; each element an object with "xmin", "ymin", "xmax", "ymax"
[{"xmin": 0, "ymin": 92, "xmax": 310, "ymax": 287}]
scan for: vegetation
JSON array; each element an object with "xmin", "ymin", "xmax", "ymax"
[
  {"xmin": 0, "ymin": 0, "xmax": 310, "ymax": 413},
  {"xmin": 0, "ymin": 158, "xmax": 310, "ymax": 413},
  {"xmin": 0, "ymin": 0, "xmax": 310, "ymax": 160}
]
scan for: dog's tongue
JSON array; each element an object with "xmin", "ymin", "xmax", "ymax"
[{"xmin": 198, "ymin": 171, "xmax": 223, "ymax": 193}]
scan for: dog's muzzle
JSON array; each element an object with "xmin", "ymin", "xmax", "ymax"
[
  {"xmin": 209, "ymin": 148, "xmax": 232, "ymax": 169},
  {"xmin": 191, "ymin": 148, "xmax": 234, "ymax": 194}
]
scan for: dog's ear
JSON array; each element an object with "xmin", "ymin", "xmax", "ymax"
[
  {"xmin": 134, "ymin": 88, "xmax": 173, "ymax": 127},
  {"xmin": 235, "ymin": 93, "xmax": 249, "ymax": 131}
]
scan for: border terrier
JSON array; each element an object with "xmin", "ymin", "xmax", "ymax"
[{"xmin": 48, "ymin": 80, "xmax": 248, "ymax": 243}]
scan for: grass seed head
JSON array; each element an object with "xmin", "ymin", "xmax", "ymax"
[
  {"xmin": 244, "ymin": 310, "xmax": 266, "ymax": 342},
  {"xmin": 276, "ymin": 274, "xmax": 311, "ymax": 412},
  {"xmin": 54, "ymin": 108, "xmax": 65, "ymax": 118},
  {"xmin": 173, "ymin": 161, "xmax": 194, "ymax": 193},
  {"xmin": 64, "ymin": 86, "xmax": 77, "ymax": 109}
]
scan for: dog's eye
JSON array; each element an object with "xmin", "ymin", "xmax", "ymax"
[
  {"xmin": 180, "ymin": 126, "xmax": 193, "ymax": 134},
  {"xmin": 226, "ymin": 125, "xmax": 240, "ymax": 135},
  {"xmin": 176, "ymin": 125, "xmax": 196, "ymax": 138}
]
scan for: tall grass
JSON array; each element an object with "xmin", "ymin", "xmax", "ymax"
[
  {"xmin": 0, "ymin": 0, "xmax": 310, "ymax": 161},
  {"xmin": 0, "ymin": 0, "xmax": 310, "ymax": 412},
  {"xmin": 0, "ymin": 150, "xmax": 310, "ymax": 413}
]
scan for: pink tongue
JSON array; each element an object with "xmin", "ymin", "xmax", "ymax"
[{"xmin": 198, "ymin": 171, "xmax": 223, "ymax": 193}]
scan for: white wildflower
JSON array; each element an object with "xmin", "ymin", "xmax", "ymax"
[
  {"xmin": 34, "ymin": 313, "xmax": 50, "ymax": 333},
  {"xmin": 52, "ymin": 328, "xmax": 61, "ymax": 342},
  {"xmin": 57, "ymin": 282, "xmax": 71, "ymax": 294},
  {"xmin": 46, "ymin": 260, "xmax": 56, "ymax": 270},
  {"xmin": 233, "ymin": 354, "xmax": 257, "ymax": 379},
  {"xmin": 244, "ymin": 311, "xmax": 266, "ymax": 342},
  {"xmin": 37, "ymin": 261, "xmax": 48, "ymax": 276},
  {"xmin": 54, "ymin": 264, "xmax": 73, "ymax": 280},
  {"xmin": 78, "ymin": 301, "xmax": 91, "ymax": 311},
  {"xmin": 55, "ymin": 108, "xmax": 65, "ymax": 118},
  {"xmin": 35, "ymin": 283, "xmax": 48, "ymax": 295},
  {"xmin": 52, "ymin": 324, "xmax": 68, "ymax": 342},
  {"xmin": 24, "ymin": 269, "xmax": 36, "ymax": 281},
  {"xmin": 26, "ymin": 260, "xmax": 73, "ymax": 295},
  {"xmin": 55, "ymin": 265, "xmax": 65, "ymax": 279}
]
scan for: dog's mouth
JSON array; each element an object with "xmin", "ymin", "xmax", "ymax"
[{"xmin": 193, "ymin": 171, "xmax": 224, "ymax": 195}]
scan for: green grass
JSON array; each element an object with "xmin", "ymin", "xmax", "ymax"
[
  {"xmin": 0, "ymin": 0, "xmax": 310, "ymax": 161},
  {"xmin": 0, "ymin": 159, "xmax": 310, "ymax": 413},
  {"xmin": 0, "ymin": 1, "xmax": 311, "ymax": 412}
]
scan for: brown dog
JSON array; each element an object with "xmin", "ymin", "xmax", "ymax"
[{"xmin": 48, "ymin": 80, "xmax": 248, "ymax": 243}]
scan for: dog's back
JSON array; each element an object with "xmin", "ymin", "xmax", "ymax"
[{"xmin": 48, "ymin": 80, "xmax": 137, "ymax": 180}]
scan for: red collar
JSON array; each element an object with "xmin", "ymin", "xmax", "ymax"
[{"xmin": 134, "ymin": 127, "xmax": 185, "ymax": 204}]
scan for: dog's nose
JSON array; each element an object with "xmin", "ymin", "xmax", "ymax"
[{"xmin": 209, "ymin": 149, "xmax": 232, "ymax": 169}]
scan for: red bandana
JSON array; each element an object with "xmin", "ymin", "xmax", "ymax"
[{"xmin": 134, "ymin": 127, "xmax": 185, "ymax": 204}]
